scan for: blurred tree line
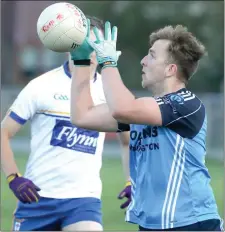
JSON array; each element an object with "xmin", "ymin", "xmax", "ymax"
[{"xmin": 74, "ymin": 1, "xmax": 223, "ymax": 92}]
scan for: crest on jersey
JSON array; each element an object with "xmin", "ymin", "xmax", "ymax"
[
  {"xmin": 54, "ymin": 93, "xmax": 69, "ymax": 100},
  {"xmin": 169, "ymin": 94, "xmax": 184, "ymax": 104}
]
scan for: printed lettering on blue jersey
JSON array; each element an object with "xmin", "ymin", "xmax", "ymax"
[
  {"xmin": 129, "ymin": 126, "xmax": 159, "ymax": 153},
  {"xmin": 126, "ymin": 90, "xmax": 220, "ymax": 229},
  {"xmin": 50, "ymin": 119, "xmax": 99, "ymax": 154}
]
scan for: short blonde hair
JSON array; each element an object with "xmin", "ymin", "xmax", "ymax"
[{"xmin": 149, "ymin": 25, "xmax": 206, "ymax": 82}]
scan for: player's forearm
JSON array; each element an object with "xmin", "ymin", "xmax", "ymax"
[
  {"xmin": 121, "ymin": 144, "xmax": 130, "ymax": 182},
  {"xmin": 101, "ymin": 67, "xmax": 135, "ymax": 118},
  {"xmin": 70, "ymin": 65, "xmax": 93, "ymax": 123},
  {"xmin": 118, "ymin": 133, "xmax": 130, "ymax": 181},
  {"xmin": 1, "ymin": 130, "xmax": 19, "ymax": 176},
  {"xmin": 70, "ymin": 65, "xmax": 118, "ymax": 131}
]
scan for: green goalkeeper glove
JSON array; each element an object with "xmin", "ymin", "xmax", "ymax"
[
  {"xmin": 70, "ymin": 19, "xmax": 94, "ymax": 66},
  {"xmin": 87, "ymin": 21, "xmax": 119, "ymax": 69}
]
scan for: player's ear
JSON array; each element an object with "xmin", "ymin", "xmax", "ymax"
[{"xmin": 165, "ymin": 63, "xmax": 177, "ymax": 78}]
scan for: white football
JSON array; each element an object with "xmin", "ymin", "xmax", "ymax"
[{"xmin": 37, "ymin": 2, "xmax": 88, "ymax": 52}]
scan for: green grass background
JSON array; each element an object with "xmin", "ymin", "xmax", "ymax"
[{"xmin": 1, "ymin": 154, "xmax": 224, "ymax": 231}]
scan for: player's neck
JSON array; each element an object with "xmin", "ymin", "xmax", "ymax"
[
  {"xmin": 149, "ymin": 81, "xmax": 186, "ymax": 97},
  {"xmin": 68, "ymin": 59, "xmax": 95, "ymax": 80}
]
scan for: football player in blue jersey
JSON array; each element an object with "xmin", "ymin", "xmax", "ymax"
[{"xmin": 70, "ymin": 21, "xmax": 223, "ymax": 231}]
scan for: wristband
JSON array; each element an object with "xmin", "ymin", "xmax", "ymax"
[
  {"xmin": 125, "ymin": 181, "xmax": 131, "ymax": 187},
  {"xmin": 7, "ymin": 173, "xmax": 22, "ymax": 183},
  {"xmin": 73, "ymin": 60, "xmax": 91, "ymax": 66},
  {"xmin": 99, "ymin": 61, "xmax": 117, "ymax": 70}
]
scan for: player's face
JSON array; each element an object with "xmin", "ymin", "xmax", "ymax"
[
  {"xmin": 141, "ymin": 39, "xmax": 175, "ymax": 89},
  {"xmin": 89, "ymin": 29, "xmax": 104, "ymax": 68}
]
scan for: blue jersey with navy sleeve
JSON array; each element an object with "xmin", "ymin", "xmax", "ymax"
[{"xmin": 123, "ymin": 88, "xmax": 220, "ymax": 229}]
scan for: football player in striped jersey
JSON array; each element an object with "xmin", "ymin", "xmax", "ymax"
[{"xmin": 70, "ymin": 22, "xmax": 223, "ymax": 231}]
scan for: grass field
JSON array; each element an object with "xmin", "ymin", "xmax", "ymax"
[{"xmin": 1, "ymin": 154, "xmax": 224, "ymax": 231}]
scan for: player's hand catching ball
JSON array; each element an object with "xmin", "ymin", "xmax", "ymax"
[
  {"xmin": 118, "ymin": 181, "xmax": 131, "ymax": 209},
  {"xmin": 7, "ymin": 173, "xmax": 41, "ymax": 204},
  {"xmin": 87, "ymin": 21, "xmax": 119, "ymax": 69},
  {"xmin": 70, "ymin": 18, "xmax": 94, "ymax": 65}
]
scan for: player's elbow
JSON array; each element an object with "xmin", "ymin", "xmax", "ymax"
[
  {"xmin": 70, "ymin": 117, "xmax": 87, "ymax": 130},
  {"xmin": 112, "ymin": 109, "xmax": 121, "ymax": 120},
  {"xmin": 112, "ymin": 109, "xmax": 128, "ymax": 123},
  {"xmin": 1, "ymin": 127, "xmax": 11, "ymax": 141},
  {"xmin": 70, "ymin": 110, "xmax": 80, "ymax": 124},
  {"xmin": 70, "ymin": 116, "xmax": 82, "ymax": 127}
]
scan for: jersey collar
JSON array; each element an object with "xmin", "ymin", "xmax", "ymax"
[
  {"xmin": 63, "ymin": 61, "xmax": 71, "ymax": 78},
  {"xmin": 63, "ymin": 61, "xmax": 97, "ymax": 82}
]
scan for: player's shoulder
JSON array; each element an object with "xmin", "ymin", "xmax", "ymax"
[
  {"xmin": 156, "ymin": 88, "xmax": 205, "ymax": 113},
  {"xmin": 30, "ymin": 66, "xmax": 64, "ymax": 86},
  {"xmin": 22, "ymin": 66, "xmax": 65, "ymax": 95},
  {"xmin": 176, "ymin": 89, "xmax": 202, "ymax": 107},
  {"xmin": 155, "ymin": 88, "xmax": 206, "ymax": 138}
]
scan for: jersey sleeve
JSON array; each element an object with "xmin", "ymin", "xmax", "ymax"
[
  {"xmin": 9, "ymin": 80, "xmax": 38, "ymax": 125},
  {"xmin": 156, "ymin": 92, "xmax": 205, "ymax": 138}
]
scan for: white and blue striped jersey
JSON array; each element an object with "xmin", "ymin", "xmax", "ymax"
[
  {"xmin": 9, "ymin": 61, "xmax": 106, "ymax": 199},
  {"xmin": 120, "ymin": 88, "xmax": 221, "ymax": 229}
]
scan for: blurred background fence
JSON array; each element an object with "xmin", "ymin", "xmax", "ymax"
[{"xmin": 1, "ymin": 88, "xmax": 224, "ymax": 161}]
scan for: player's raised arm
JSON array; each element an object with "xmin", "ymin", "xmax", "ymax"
[
  {"xmin": 70, "ymin": 66, "xmax": 118, "ymax": 132},
  {"xmin": 86, "ymin": 22, "xmax": 163, "ymax": 126},
  {"xmin": 70, "ymin": 19, "xmax": 124, "ymax": 132},
  {"xmin": 102, "ymin": 68, "xmax": 163, "ymax": 125}
]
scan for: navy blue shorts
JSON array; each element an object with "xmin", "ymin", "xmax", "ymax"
[
  {"xmin": 12, "ymin": 197, "xmax": 102, "ymax": 231},
  {"xmin": 139, "ymin": 219, "xmax": 223, "ymax": 231}
]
